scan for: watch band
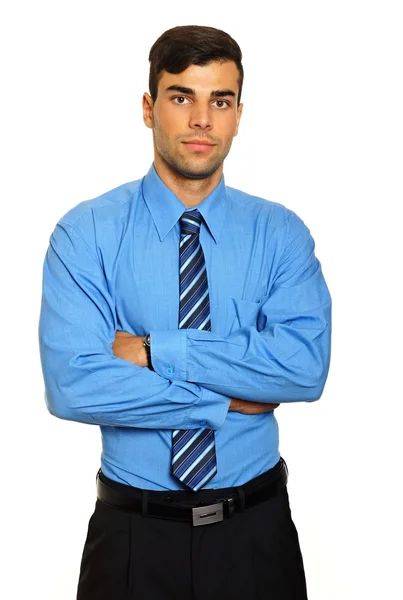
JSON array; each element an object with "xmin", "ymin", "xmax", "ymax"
[{"xmin": 143, "ymin": 334, "xmax": 154, "ymax": 371}]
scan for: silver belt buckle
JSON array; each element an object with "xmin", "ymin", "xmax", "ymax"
[{"xmin": 192, "ymin": 502, "xmax": 224, "ymax": 526}]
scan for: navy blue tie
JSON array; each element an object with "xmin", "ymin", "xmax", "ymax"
[{"xmin": 171, "ymin": 208, "xmax": 217, "ymax": 491}]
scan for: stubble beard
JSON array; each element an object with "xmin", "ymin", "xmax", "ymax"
[{"xmin": 154, "ymin": 130, "xmax": 232, "ymax": 181}]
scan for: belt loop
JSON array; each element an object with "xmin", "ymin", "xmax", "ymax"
[
  {"xmin": 142, "ymin": 490, "xmax": 149, "ymax": 517},
  {"xmin": 235, "ymin": 486, "xmax": 246, "ymax": 511}
]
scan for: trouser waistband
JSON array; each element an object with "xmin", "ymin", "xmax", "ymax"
[{"xmin": 96, "ymin": 458, "xmax": 288, "ymax": 526}]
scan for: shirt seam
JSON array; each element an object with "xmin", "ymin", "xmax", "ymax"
[{"xmin": 58, "ymin": 182, "xmax": 141, "ymax": 230}]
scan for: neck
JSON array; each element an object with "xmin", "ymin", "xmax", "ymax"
[{"xmin": 153, "ymin": 155, "xmax": 223, "ymax": 207}]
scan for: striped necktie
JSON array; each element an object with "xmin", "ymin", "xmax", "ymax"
[{"xmin": 171, "ymin": 208, "xmax": 217, "ymax": 491}]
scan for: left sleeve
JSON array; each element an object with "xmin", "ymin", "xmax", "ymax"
[{"xmin": 150, "ymin": 211, "xmax": 332, "ymax": 403}]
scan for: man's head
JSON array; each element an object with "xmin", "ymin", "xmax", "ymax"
[{"xmin": 143, "ymin": 25, "xmax": 244, "ymax": 181}]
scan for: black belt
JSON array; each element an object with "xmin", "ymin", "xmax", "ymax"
[{"xmin": 96, "ymin": 458, "xmax": 288, "ymax": 527}]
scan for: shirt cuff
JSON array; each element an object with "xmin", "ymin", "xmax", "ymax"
[
  {"xmin": 149, "ymin": 329, "xmax": 188, "ymax": 381},
  {"xmin": 194, "ymin": 387, "xmax": 231, "ymax": 430}
]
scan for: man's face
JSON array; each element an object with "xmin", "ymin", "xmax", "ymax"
[{"xmin": 143, "ymin": 61, "xmax": 243, "ymax": 180}]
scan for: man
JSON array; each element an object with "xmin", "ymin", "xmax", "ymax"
[{"xmin": 39, "ymin": 25, "xmax": 331, "ymax": 600}]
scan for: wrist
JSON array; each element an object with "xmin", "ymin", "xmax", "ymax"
[{"xmin": 143, "ymin": 333, "xmax": 154, "ymax": 371}]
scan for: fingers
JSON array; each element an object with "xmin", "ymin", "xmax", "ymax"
[{"xmin": 229, "ymin": 399, "xmax": 280, "ymax": 414}]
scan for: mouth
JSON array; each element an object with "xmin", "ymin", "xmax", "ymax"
[{"xmin": 182, "ymin": 140, "xmax": 216, "ymax": 152}]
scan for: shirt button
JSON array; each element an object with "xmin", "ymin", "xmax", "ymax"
[
  {"xmin": 166, "ymin": 366, "xmax": 173, "ymax": 375},
  {"xmin": 200, "ymin": 420, "xmax": 208, "ymax": 428}
]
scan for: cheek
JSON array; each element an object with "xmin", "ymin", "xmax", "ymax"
[
  {"xmin": 218, "ymin": 112, "xmax": 239, "ymax": 134},
  {"xmin": 220, "ymin": 120, "xmax": 239, "ymax": 144},
  {"xmin": 156, "ymin": 107, "xmax": 185, "ymax": 135}
]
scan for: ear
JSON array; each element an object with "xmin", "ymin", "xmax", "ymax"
[
  {"xmin": 234, "ymin": 102, "xmax": 243, "ymax": 137},
  {"xmin": 142, "ymin": 93, "xmax": 154, "ymax": 129}
]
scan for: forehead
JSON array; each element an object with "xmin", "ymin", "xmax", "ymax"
[{"xmin": 158, "ymin": 61, "xmax": 240, "ymax": 95}]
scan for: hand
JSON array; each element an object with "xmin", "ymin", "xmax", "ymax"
[
  {"xmin": 112, "ymin": 331, "xmax": 148, "ymax": 367},
  {"xmin": 229, "ymin": 398, "xmax": 280, "ymax": 414}
]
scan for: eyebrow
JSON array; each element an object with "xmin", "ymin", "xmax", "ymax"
[{"xmin": 165, "ymin": 85, "xmax": 236, "ymax": 98}]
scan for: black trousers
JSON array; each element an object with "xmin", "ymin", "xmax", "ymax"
[{"xmin": 77, "ymin": 465, "xmax": 308, "ymax": 600}]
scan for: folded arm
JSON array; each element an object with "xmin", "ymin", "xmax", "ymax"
[
  {"xmin": 38, "ymin": 221, "xmax": 230, "ymax": 430},
  {"xmin": 112, "ymin": 331, "xmax": 280, "ymax": 415},
  {"xmin": 150, "ymin": 213, "xmax": 332, "ymax": 403}
]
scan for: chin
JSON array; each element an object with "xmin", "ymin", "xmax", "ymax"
[{"xmin": 170, "ymin": 157, "xmax": 222, "ymax": 180}]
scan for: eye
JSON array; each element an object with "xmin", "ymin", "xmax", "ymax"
[
  {"xmin": 212, "ymin": 100, "xmax": 230, "ymax": 109},
  {"xmin": 172, "ymin": 96, "xmax": 191, "ymax": 105}
]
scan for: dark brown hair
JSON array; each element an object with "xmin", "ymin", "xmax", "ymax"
[{"xmin": 148, "ymin": 25, "xmax": 244, "ymax": 105}]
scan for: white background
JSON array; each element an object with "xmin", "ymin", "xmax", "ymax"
[{"xmin": 1, "ymin": 1, "xmax": 402, "ymax": 598}]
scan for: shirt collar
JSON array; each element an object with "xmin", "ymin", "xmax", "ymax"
[{"xmin": 141, "ymin": 163, "xmax": 228, "ymax": 244}]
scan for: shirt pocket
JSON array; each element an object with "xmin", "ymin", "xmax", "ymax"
[{"xmin": 226, "ymin": 296, "xmax": 268, "ymax": 334}]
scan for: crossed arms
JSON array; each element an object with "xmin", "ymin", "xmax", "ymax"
[
  {"xmin": 39, "ymin": 217, "xmax": 331, "ymax": 430},
  {"xmin": 112, "ymin": 331, "xmax": 279, "ymax": 415}
]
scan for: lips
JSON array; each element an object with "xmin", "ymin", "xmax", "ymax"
[
  {"xmin": 183, "ymin": 140, "xmax": 214, "ymax": 146},
  {"xmin": 182, "ymin": 140, "xmax": 216, "ymax": 152}
]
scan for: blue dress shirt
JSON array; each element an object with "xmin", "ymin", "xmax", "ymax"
[{"xmin": 39, "ymin": 164, "xmax": 331, "ymax": 490}]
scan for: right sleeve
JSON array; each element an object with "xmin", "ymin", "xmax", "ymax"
[{"xmin": 38, "ymin": 221, "xmax": 230, "ymax": 430}]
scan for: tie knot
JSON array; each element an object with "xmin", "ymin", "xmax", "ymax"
[{"xmin": 180, "ymin": 209, "xmax": 202, "ymax": 236}]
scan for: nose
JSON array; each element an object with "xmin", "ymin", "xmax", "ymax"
[{"xmin": 189, "ymin": 104, "xmax": 212, "ymax": 130}]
